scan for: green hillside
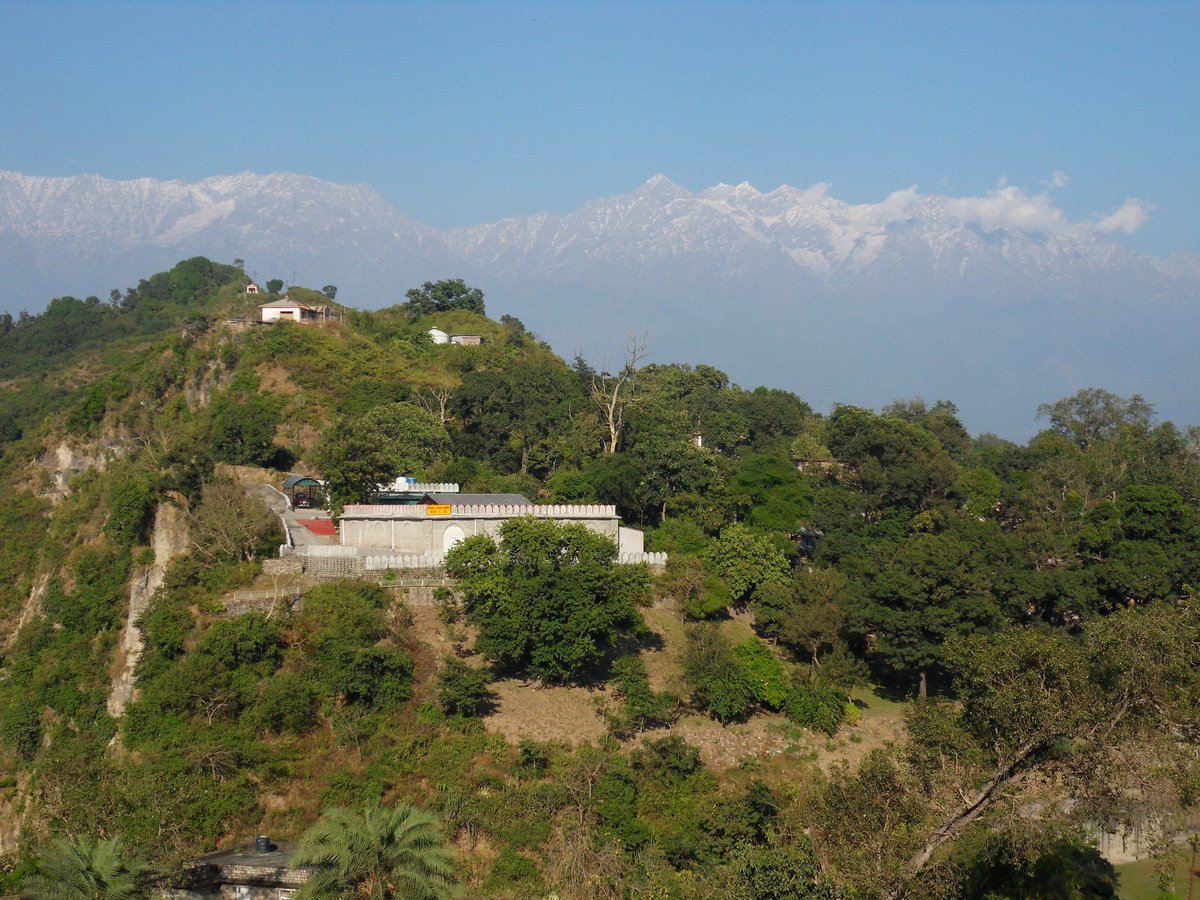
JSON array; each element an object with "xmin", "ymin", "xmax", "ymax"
[{"xmin": 0, "ymin": 259, "xmax": 1198, "ymax": 897}]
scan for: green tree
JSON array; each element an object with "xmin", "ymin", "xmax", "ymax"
[
  {"xmin": 322, "ymin": 284, "xmax": 338, "ymax": 301},
  {"xmin": 291, "ymin": 802, "xmax": 457, "ymax": 899},
  {"xmin": 445, "ymin": 518, "xmax": 648, "ymax": 682},
  {"xmin": 831, "ymin": 602, "xmax": 1200, "ymax": 894},
  {"xmin": 1037, "ymin": 388, "xmax": 1156, "ymax": 449},
  {"xmin": 436, "ymin": 656, "xmax": 495, "ymax": 716},
  {"xmin": 21, "ymin": 834, "xmax": 154, "ymax": 899},
  {"xmin": 736, "ymin": 386, "xmax": 812, "ymax": 451},
  {"xmin": 404, "ymin": 278, "xmax": 485, "ymax": 317},
  {"xmin": 452, "ymin": 356, "xmax": 584, "ymax": 475},
  {"xmin": 825, "ymin": 405, "xmax": 960, "ymax": 511},
  {"xmin": 188, "ymin": 480, "xmax": 281, "ymax": 563},
  {"xmin": 210, "ymin": 390, "xmax": 281, "ymax": 468},
  {"xmin": 730, "ymin": 452, "xmax": 813, "ymax": 533},
  {"xmin": 704, "ymin": 524, "xmax": 789, "ymax": 606},
  {"xmin": 681, "ymin": 624, "xmax": 756, "ymax": 723},
  {"xmin": 843, "ymin": 528, "xmax": 1004, "ymax": 696},
  {"xmin": 313, "ymin": 402, "xmax": 450, "ymax": 513},
  {"xmin": 265, "ymin": 278, "xmax": 284, "ymax": 294}
]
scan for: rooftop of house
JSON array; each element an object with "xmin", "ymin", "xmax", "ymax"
[
  {"xmin": 258, "ymin": 297, "xmax": 319, "ymax": 310},
  {"xmin": 421, "ymin": 492, "xmax": 532, "ymax": 506},
  {"xmin": 184, "ymin": 838, "xmax": 313, "ymax": 889},
  {"xmin": 193, "ymin": 840, "xmax": 296, "ymax": 869}
]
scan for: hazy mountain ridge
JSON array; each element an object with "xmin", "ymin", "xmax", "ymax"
[{"xmin": 1, "ymin": 169, "xmax": 1197, "ymax": 436}]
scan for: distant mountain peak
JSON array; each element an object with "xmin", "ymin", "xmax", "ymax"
[{"xmin": 0, "ymin": 169, "xmax": 1196, "ymax": 437}]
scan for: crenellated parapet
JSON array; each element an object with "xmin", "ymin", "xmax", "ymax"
[{"xmin": 341, "ymin": 503, "xmax": 618, "ymax": 519}]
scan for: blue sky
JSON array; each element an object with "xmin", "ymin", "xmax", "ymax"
[{"xmin": 2, "ymin": 0, "xmax": 1197, "ymax": 256}]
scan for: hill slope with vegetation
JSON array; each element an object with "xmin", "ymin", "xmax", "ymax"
[{"xmin": 0, "ymin": 259, "xmax": 1198, "ymax": 898}]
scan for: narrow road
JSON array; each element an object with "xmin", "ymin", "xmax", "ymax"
[{"xmin": 252, "ymin": 484, "xmax": 337, "ymax": 547}]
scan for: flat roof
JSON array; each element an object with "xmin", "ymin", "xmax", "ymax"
[
  {"xmin": 258, "ymin": 298, "xmax": 319, "ymax": 310},
  {"xmin": 422, "ymin": 492, "xmax": 531, "ymax": 506},
  {"xmin": 194, "ymin": 840, "xmax": 296, "ymax": 868}
]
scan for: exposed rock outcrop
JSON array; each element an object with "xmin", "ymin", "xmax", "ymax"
[{"xmin": 107, "ymin": 499, "xmax": 189, "ymax": 718}]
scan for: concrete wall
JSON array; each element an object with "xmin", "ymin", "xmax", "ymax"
[
  {"xmin": 259, "ymin": 305, "xmax": 316, "ymax": 323},
  {"xmin": 618, "ymin": 526, "xmax": 644, "ymax": 555},
  {"xmin": 339, "ymin": 504, "xmax": 623, "ymax": 554}
]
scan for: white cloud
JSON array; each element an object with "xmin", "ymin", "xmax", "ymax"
[
  {"xmin": 783, "ymin": 179, "xmax": 1149, "ymax": 247},
  {"xmin": 944, "ymin": 185, "xmax": 1070, "ymax": 234},
  {"xmin": 868, "ymin": 186, "xmax": 922, "ymax": 225},
  {"xmin": 1094, "ymin": 198, "xmax": 1150, "ymax": 234}
]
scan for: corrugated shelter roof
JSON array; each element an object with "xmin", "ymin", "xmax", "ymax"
[
  {"xmin": 421, "ymin": 492, "xmax": 531, "ymax": 506},
  {"xmin": 282, "ymin": 475, "xmax": 323, "ymax": 488}
]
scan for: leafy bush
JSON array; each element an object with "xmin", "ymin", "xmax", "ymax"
[
  {"xmin": 436, "ymin": 656, "xmax": 495, "ymax": 716},
  {"xmin": 334, "ymin": 646, "xmax": 414, "ymax": 710},
  {"xmin": 729, "ymin": 838, "xmax": 828, "ymax": 900},
  {"xmin": 732, "ymin": 639, "xmax": 790, "ymax": 710},
  {"xmin": 609, "ymin": 656, "xmax": 677, "ymax": 735},
  {"xmin": 681, "ymin": 625, "xmax": 756, "ymax": 723},
  {"xmin": 134, "ymin": 596, "xmax": 193, "ymax": 681},
  {"xmin": 629, "ymin": 736, "xmax": 704, "ymax": 783},
  {"xmin": 784, "ymin": 683, "xmax": 847, "ymax": 735},
  {"xmin": 654, "ymin": 554, "xmax": 730, "ymax": 620},
  {"xmin": 484, "ymin": 847, "xmax": 544, "ymax": 894},
  {"xmin": 104, "ymin": 475, "xmax": 156, "ymax": 547},
  {"xmin": 210, "ymin": 391, "xmax": 283, "ymax": 468},
  {"xmin": 2, "ymin": 700, "xmax": 41, "ymax": 760},
  {"xmin": 433, "ymin": 586, "xmax": 462, "ymax": 624},
  {"xmin": 250, "ymin": 670, "xmax": 318, "ymax": 735},
  {"xmin": 446, "ymin": 519, "xmax": 648, "ymax": 683},
  {"xmin": 197, "ymin": 612, "xmax": 281, "ymax": 672}
]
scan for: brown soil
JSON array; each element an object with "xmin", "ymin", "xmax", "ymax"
[
  {"xmin": 404, "ymin": 598, "xmax": 906, "ymax": 778},
  {"xmin": 255, "ymin": 363, "xmax": 301, "ymax": 396}
]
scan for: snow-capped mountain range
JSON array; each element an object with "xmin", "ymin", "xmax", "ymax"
[{"xmin": 1, "ymin": 169, "xmax": 1197, "ymax": 438}]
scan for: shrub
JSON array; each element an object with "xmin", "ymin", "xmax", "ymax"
[
  {"xmin": 433, "ymin": 586, "xmax": 462, "ymax": 625},
  {"xmin": 732, "ymin": 639, "xmax": 790, "ymax": 711},
  {"xmin": 436, "ymin": 656, "xmax": 495, "ymax": 717},
  {"xmin": 653, "ymin": 554, "xmax": 729, "ymax": 620},
  {"xmin": 484, "ymin": 848, "xmax": 544, "ymax": 894},
  {"xmin": 629, "ymin": 736, "xmax": 704, "ymax": 783},
  {"xmin": 197, "ymin": 612, "xmax": 281, "ymax": 672},
  {"xmin": 609, "ymin": 656, "xmax": 677, "ymax": 736},
  {"xmin": 336, "ymin": 647, "xmax": 413, "ymax": 710},
  {"xmin": 784, "ymin": 683, "xmax": 847, "ymax": 735},
  {"xmin": 681, "ymin": 625, "xmax": 756, "ymax": 723},
  {"xmin": 516, "ymin": 741, "xmax": 551, "ymax": 777},
  {"xmin": 729, "ymin": 838, "xmax": 827, "ymax": 900},
  {"xmin": 104, "ymin": 475, "xmax": 155, "ymax": 546},
  {"xmin": 2, "ymin": 700, "xmax": 41, "ymax": 760},
  {"xmin": 250, "ymin": 671, "xmax": 317, "ymax": 735}
]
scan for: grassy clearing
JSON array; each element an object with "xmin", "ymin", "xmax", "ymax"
[{"xmin": 1116, "ymin": 846, "xmax": 1192, "ymax": 899}]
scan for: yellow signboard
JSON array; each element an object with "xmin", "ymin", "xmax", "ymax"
[{"xmin": 426, "ymin": 504, "xmax": 452, "ymax": 516}]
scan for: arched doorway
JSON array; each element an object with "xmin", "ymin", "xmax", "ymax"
[{"xmin": 442, "ymin": 524, "xmax": 466, "ymax": 553}]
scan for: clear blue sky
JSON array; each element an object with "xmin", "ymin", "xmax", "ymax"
[{"xmin": 2, "ymin": 0, "xmax": 1197, "ymax": 256}]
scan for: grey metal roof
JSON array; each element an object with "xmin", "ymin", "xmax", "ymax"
[
  {"xmin": 422, "ymin": 492, "xmax": 531, "ymax": 506},
  {"xmin": 258, "ymin": 298, "xmax": 318, "ymax": 309},
  {"xmin": 282, "ymin": 475, "xmax": 323, "ymax": 488}
]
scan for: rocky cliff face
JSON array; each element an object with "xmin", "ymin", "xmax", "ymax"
[{"xmin": 106, "ymin": 499, "xmax": 190, "ymax": 718}]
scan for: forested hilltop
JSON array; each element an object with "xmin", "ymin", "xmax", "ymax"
[{"xmin": 0, "ymin": 259, "xmax": 1198, "ymax": 898}]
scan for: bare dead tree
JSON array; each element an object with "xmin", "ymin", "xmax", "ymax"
[
  {"xmin": 590, "ymin": 334, "xmax": 648, "ymax": 455},
  {"xmin": 415, "ymin": 385, "xmax": 455, "ymax": 426}
]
